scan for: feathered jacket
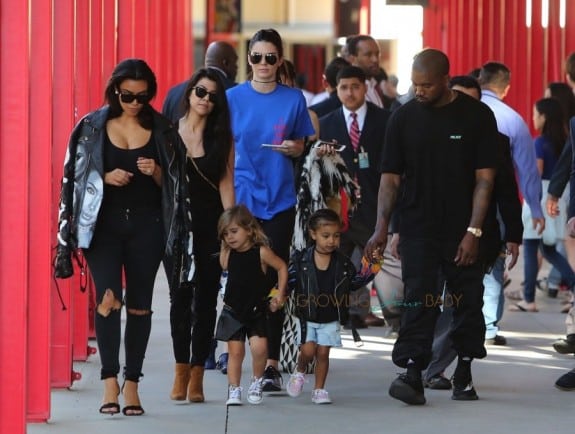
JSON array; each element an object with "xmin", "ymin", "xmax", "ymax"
[
  {"xmin": 54, "ymin": 106, "xmax": 191, "ymax": 282},
  {"xmin": 293, "ymin": 149, "xmax": 359, "ymax": 250}
]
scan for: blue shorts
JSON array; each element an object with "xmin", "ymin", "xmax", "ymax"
[{"xmin": 304, "ymin": 321, "xmax": 342, "ymax": 347}]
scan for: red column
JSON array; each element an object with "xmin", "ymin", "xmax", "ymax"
[
  {"xmin": 50, "ymin": 0, "xmax": 76, "ymax": 389},
  {"xmin": 566, "ymin": 0, "xmax": 575, "ymax": 56},
  {"xmin": 0, "ymin": 1, "xmax": 30, "ymax": 433},
  {"xmin": 71, "ymin": 0, "xmax": 93, "ymax": 364},
  {"xmin": 27, "ymin": 0, "xmax": 54, "ymax": 422}
]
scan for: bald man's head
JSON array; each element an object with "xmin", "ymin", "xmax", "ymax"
[
  {"xmin": 412, "ymin": 48, "xmax": 450, "ymax": 77},
  {"xmin": 411, "ymin": 49, "xmax": 452, "ymax": 107},
  {"xmin": 204, "ymin": 41, "xmax": 239, "ymax": 81}
]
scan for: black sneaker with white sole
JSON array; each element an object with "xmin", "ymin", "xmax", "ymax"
[
  {"xmin": 452, "ymin": 381, "xmax": 479, "ymax": 400},
  {"xmin": 262, "ymin": 365, "xmax": 283, "ymax": 392}
]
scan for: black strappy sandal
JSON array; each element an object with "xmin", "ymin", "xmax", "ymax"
[
  {"xmin": 99, "ymin": 402, "xmax": 120, "ymax": 415},
  {"xmin": 122, "ymin": 405, "xmax": 145, "ymax": 416}
]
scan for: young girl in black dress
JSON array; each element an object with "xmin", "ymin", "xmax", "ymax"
[{"xmin": 216, "ymin": 205, "xmax": 287, "ymax": 405}]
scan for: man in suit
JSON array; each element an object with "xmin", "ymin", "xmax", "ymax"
[
  {"xmin": 319, "ymin": 65, "xmax": 390, "ymax": 327},
  {"xmin": 162, "ymin": 41, "xmax": 238, "ymax": 123},
  {"xmin": 548, "ymin": 51, "xmax": 575, "ymax": 390}
]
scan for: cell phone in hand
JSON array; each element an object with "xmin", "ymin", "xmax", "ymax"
[{"xmin": 312, "ymin": 140, "xmax": 345, "ymax": 152}]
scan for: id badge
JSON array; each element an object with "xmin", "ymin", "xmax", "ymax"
[{"xmin": 358, "ymin": 152, "xmax": 370, "ymax": 169}]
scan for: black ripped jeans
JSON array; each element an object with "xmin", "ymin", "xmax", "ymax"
[{"xmin": 83, "ymin": 206, "xmax": 164, "ymax": 382}]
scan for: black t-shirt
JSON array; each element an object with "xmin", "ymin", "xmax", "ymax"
[
  {"xmin": 314, "ymin": 258, "xmax": 339, "ymax": 323},
  {"xmin": 380, "ymin": 92, "xmax": 498, "ymax": 255}
]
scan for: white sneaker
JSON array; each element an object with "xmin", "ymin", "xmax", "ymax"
[
  {"xmin": 226, "ymin": 385, "xmax": 242, "ymax": 405},
  {"xmin": 311, "ymin": 388, "xmax": 332, "ymax": 404},
  {"xmin": 286, "ymin": 372, "xmax": 306, "ymax": 397},
  {"xmin": 247, "ymin": 377, "xmax": 263, "ymax": 404}
]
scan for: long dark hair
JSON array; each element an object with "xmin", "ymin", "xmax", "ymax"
[
  {"xmin": 104, "ymin": 58, "xmax": 157, "ymax": 129},
  {"xmin": 536, "ymin": 97, "xmax": 567, "ymax": 157},
  {"xmin": 182, "ymin": 68, "xmax": 233, "ymax": 178}
]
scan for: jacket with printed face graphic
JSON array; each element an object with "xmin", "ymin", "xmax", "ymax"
[{"xmin": 56, "ymin": 105, "xmax": 187, "ymax": 262}]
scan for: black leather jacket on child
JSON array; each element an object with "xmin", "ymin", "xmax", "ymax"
[{"xmin": 288, "ymin": 246, "xmax": 373, "ymax": 327}]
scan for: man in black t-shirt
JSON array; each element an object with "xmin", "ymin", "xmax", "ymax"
[{"xmin": 365, "ymin": 49, "xmax": 499, "ymax": 405}]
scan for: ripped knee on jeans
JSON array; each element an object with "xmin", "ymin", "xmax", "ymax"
[{"xmin": 97, "ymin": 289, "xmax": 122, "ymax": 317}]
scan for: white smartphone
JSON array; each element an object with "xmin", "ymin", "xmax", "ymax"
[{"xmin": 312, "ymin": 140, "xmax": 345, "ymax": 152}]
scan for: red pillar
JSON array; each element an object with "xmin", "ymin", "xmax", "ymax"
[
  {"xmin": 566, "ymin": 0, "xmax": 575, "ymax": 57},
  {"xmin": 27, "ymin": 0, "xmax": 54, "ymax": 422},
  {"xmin": 50, "ymin": 0, "xmax": 77, "ymax": 389},
  {"xmin": 71, "ymin": 0, "xmax": 93, "ymax": 364},
  {"xmin": 0, "ymin": 1, "xmax": 30, "ymax": 433}
]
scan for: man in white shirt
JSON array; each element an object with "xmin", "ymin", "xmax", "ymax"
[{"xmin": 346, "ymin": 35, "xmax": 385, "ymax": 108}]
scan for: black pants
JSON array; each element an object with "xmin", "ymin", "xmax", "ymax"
[
  {"xmin": 166, "ymin": 209, "xmax": 222, "ymax": 366},
  {"xmin": 340, "ymin": 222, "xmax": 372, "ymax": 319},
  {"xmin": 392, "ymin": 238, "xmax": 487, "ymax": 370},
  {"xmin": 258, "ymin": 207, "xmax": 295, "ymax": 361},
  {"xmin": 83, "ymin": 207, "xmax": 164, "ymax": 381}
]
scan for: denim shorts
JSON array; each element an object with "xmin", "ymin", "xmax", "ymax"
[{"xmin": 304, "ymin": 321, "xmax": 342, "ymax": 347}]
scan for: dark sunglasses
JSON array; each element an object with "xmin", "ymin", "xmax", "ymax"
[
  {"xmin": 192, "ymin": 86, "xmax": 218, "ymax": 103},
  {"xmin": 116, "ymin": 91, "xmax": 150, "ymax": 104},
  {"xmin": 249, "ymin": 52, "xmax": 278, "ymax": 66}
]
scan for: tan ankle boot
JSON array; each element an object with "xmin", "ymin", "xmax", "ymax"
[
  {"xmin": 170, "ymin": 363, "xmax": 191, "ymax": 400},
  {"xmin": 188, "ymin": 365, "xmax": 205, "ymax": 402}
]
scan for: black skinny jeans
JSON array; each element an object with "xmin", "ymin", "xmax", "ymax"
[
  {"xmin": 83, "ymin": 207, "xmax": 164, "ymax": 382},
  {"xmin": 392, "ymin": 238, "xmax": 487, "ymax": 370},
  {"xmin": 167, "ymin": 210, "xmax": 222, "ymax": 366},
  {"xmin": 258, "ymin": 208, "xmax": 295, "ymax": 361}
]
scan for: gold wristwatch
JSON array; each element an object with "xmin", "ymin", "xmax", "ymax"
[{"xmin": 467, "ymin": 227, "xmax": 482, "ymax": 238}]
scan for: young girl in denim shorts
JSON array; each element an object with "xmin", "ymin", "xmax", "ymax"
[{"xmin": 286, "ymin": 209, "xmax": 374, "ymax": 404}]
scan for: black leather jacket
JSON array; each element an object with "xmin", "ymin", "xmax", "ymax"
[
  {"xmin": 288, "ymin": 246, "xmax": 372, "ymax": 327},
  {"xmin": 56, "ymin": 106, "xmax": 185, "ymax": 258}
]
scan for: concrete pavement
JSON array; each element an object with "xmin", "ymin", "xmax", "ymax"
[{"xmin": 28, "ymin": 263, "xmax": 575, "ymax": 434}]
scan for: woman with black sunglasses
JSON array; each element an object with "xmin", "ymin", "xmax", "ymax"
[
  {"xmin": 166, "ymin": 68, "xmax": 235, "ymax": 403},
  {"xmin": 55, "ymin": 58, "xmax": 185, "ymax": 416},
  {"xmin": 225, "ymin": 28, "xmax": 315, "ymax": 396}
]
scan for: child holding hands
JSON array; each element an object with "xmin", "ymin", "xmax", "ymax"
[
  {"xmin": 216, "ymin": 205, "xmax": 287, "ymax": 405},
  {"xmin": 286, "ymin": 208, "xmax": 375, "ymax": 404}
]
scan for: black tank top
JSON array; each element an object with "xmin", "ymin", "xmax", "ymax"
[
  {"xmin": 224, "ymin": 247, "xmax": 271, "ymax": 322},
  {"xmin": 186, "ymin": 155, "xmax": 222, "ymax": 214},
  {"xmin": 103, "ymin": 130, "xmax": 161, "ymax": 210}
]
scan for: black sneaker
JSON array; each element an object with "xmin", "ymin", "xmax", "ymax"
[
  {"xmin": 485, "ymin": 335, "xmax": 507, "ymax": 346},
  {"xmin": 552, "ymin": 336, "xmax": 575, "ymax": 354},
  {"xmin": 389, "ymin": 374, "xmax": 426, "ymax": 405},
  {"xmin": 424, "ymin": 374, "xmax": 452, "ymax": 390},
  {"xmin": 262, "ymin": 365, "xmax": 283, "ymax": 392},
  {"xmin": 452, "ymin": 381, "xmax": 479, "ymax": 400},
  {"xmin": 555, "ymin": 369, "xmax": 575, "ymax": 391}
]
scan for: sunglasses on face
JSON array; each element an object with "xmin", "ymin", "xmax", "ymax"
[
  {"xmin": 249, "ymin": 52, "xmax": 278, "ymax": 66},
  {"xmin": 115, "ymin": 91, "xmax": 150, "ymax": 104},
  {"xmin": 192, "ymin": 86, "xmax": 218, "ymax": 103}
]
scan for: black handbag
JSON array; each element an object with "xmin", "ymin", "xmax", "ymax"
[{"xmin": 215, "ymin": 305, "xmax": 244, "ymax": 341}]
